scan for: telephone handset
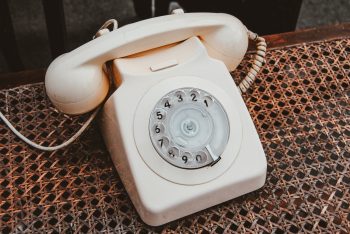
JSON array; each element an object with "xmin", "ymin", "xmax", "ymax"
[
  {"xmin": 45, "ymin": 13, "xmax": 255, "ymax": 114},
  {"xmin": 0, "ymin": 12, "xmax": 267, "ymax": 225}
]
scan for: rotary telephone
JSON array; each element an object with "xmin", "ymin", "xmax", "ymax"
[{"xmin": 1, "ymin": 12, "xmax": 267, "ymax": 226}]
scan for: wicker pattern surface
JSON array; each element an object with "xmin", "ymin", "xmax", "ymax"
[{"xmin": 0, "ymin": 38, "xmax": 349, "ymax": 233}]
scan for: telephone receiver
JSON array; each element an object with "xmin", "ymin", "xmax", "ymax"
[
  {"xmin": 1, "ymin": 12, "xmax": 268, "ymax": 226},
  {"xmin": 45, "ymin": 13, "xmax": 255, "ymax": 115}
]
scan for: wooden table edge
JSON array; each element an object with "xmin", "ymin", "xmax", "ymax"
[{"xmin": 262, "ymin": 22, "xmax": 350, "ymax": 50}]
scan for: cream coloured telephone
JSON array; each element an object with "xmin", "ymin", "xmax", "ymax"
[{"xmin": 1, "ymin": 12, "xmax": 267, "ymax": 226}]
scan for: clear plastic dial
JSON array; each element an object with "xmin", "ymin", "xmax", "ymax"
[{"xmin": 149, "ymin": 88, "xmax": 229, "ymax": 169}]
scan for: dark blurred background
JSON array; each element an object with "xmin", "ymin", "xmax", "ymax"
[{"xmin": 0, "ymin": 0, "xmax": 349, "ymax": 73}]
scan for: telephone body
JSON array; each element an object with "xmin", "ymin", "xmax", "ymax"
[{"xmin": 45, "ymin": 13, "xmax": 267, "ymax": 226}]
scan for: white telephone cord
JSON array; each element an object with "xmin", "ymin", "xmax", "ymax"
[
  {"xmin": 0, "ymin": 20, "xmax": 266, "ymax": 152},
  {"xmin": 0, "ymin": 107, "xmax": 100, "ymax": 151}
]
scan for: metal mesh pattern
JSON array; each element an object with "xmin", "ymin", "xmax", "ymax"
[{"xmin": 0, "ymin": 38, "xmax": 349, "ymax": 233}]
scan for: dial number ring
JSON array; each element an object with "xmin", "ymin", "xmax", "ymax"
[{"xmin": 149, "ymin": 88, "xmax": 230, "ymax": 169}]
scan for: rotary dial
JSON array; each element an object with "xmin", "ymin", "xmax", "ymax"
[{"xmin": 149, "ymin": 88, "xmax": 230, "ymax": 169}]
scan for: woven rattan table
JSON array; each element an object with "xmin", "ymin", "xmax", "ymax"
[{"xmin": 1, "ymin": 24, "xmax": 350, "ymax": 233}]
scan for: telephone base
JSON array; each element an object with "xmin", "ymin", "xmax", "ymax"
[{"xmin": 99, "ymin": 37, "xmax": 266, "ymax": 226}]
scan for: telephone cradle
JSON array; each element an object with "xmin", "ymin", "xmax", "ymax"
[{"xmin": 1, "ymin": 12, "xmax": 267, "ymax": 226}]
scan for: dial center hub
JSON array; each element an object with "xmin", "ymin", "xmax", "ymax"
[
  {"xmin": 169, "ymin": 106, "xmax": 212, "ymax": 149},
  {"xmin": 181, "ymin": 119, "xmax": 199, "ymax": 137}
]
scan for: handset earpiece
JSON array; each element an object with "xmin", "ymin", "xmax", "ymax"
[
  {"xmin": 45, "ymin": 61, "xmax": 110, "ymax": 115},
  {"xmin": 45, "ymin": 13, "xmax": 250, "ymax": 115},
  {"xmin": 45, "ymin": 20, "xmax": 120, "ymax": 115}
]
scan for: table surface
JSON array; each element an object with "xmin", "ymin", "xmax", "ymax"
[{"xmin": 0, "ymin": 24, "xmax": 349, "ymax": 233}]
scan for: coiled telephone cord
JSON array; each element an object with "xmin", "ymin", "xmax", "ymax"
[
  {"xmin": 0, "ymin": 20, "xmax": 266, "ymax": 151},
  {"xmin": 238, "ymin": 31, "xmax": 267, "ymax": 94}
]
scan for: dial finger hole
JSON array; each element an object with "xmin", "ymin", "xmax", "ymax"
[
  {"xmin": 167, "ymin": 147, "xmax": 179, "ymax": 158},
  {"xmin": 195, "ymin": 151, "xmax": 208, "ymax": 163},
  {"xmin": 154, "ymin": 108, "xmax": 166, "ymax": 121},
  {"xmin": 203, "ymin": 96, "xmax": 213, "ymax": 108},
  {"xmin": 174, "ymin": 90, "xmax": 185, "ymax": 103},
  {"xmin": 153, "ymin": 123, "xmax": 164, "ymax": 135},
  {"xmin": 158, "ymin": 137, "xmax": 169, "ymax": 149},
  {"xmin": 161, "ymin": 98, "xmax": 172, "ymax": 109},
  {"xmin": 189, "ymin": 90, "xmax": 199, "ymax": 102},
  {"xmin": 181, "ymin": 152, "xmax": 191, "ymax": 164}
]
